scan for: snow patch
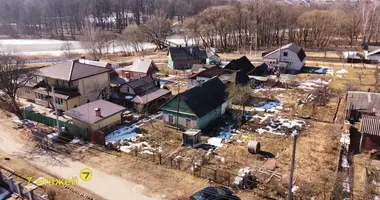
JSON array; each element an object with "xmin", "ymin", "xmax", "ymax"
[{"xmin": 297, "ymin": 79, "xmax": 330, "ymax": 90}]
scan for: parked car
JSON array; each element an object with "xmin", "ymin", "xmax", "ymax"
[{"xmin": 190, "ymin": 186, "xmax": 240, "ymax": 200}]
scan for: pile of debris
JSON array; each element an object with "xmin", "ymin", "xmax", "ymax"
[{"xmin": 233, "ymin": 167, "xmax": 256, "ymax": 190}]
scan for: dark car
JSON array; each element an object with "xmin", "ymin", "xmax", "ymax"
[{"xmin": 190, "ymin": 186, "xmax": 240, "ymax": 200}]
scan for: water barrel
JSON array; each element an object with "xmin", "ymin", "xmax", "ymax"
[{"xmin": 248, "ymin": 141, "xmax": 261, "ymax": 154}]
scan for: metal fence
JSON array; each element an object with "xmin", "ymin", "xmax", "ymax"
[{"xmin": 23, "ymin": 110, "xmax": 88, "ymax": 140}]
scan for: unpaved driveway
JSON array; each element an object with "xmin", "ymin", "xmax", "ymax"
[{"xmin": 0, "ymin": 122, "xmax": 160, "ymax": 200}]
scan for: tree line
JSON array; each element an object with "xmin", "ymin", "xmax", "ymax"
[
  {"xmin": 0, "ymin": 0, "xmax": 227, "ymax": 39},
  {"xmin": 1, "ymin": 0, "xmax": 380, "ymax": 52}
]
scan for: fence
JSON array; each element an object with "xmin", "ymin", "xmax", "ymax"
[
  {"xmin": 24, "ymin": 58, "xmax": 73, "ymax": 64},
  {"xmin": 127, "ymin": 148, "xmax": 234, "ymax": 186},
  {"xmin": 0, "ymin": 168, "xmax": 47, "ymax": 200},
  {"xmin": 23, "ymin": 110, "xmax": 88, "ymax": 140}
]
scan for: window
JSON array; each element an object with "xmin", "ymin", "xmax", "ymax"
[
  {"xmin": 35, "ymin": 93, "xmax": 47, "ymax": 100},
  {"xmin": 283, "ymin": 52, "xmax": 288, "ymax": 57},
  {"xmin": 168, "ymin": 115, "xmax": 174, "ymax": 123},
  {"xmin": 186, "ymin": 119, "xmax": 191, "ymax": 127},
  {"xmin": 55, "ymin": 98, "xmax": 64, "ymax": 105}
]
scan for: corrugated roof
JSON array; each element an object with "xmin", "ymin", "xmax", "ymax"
[
  {"xmin": 131, "ymin": 88, "xmax": 171, "ymax": 104},
  {"xmin": 360, "ymin": 116, "xmax": 380, "ymax": 136},
  {"xmin": 64, "ymin": 100, "xmax": 125, "ymax": 124},
  {"xmin": 168, "ymin": 46, "xmax": 207, "ymax": 61},
  {"xmin": 125, "ymin": 59, "xmax": 156, "ymax": 73},
  {"xmin": 38, "ymin": 60, "xmax": 111, "ymax": 81},
  {"xmin": 346, "ymin": 91, "xmax": 380, "ymax": 119}
]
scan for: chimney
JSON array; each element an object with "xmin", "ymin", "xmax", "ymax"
[{"xmin": 95, "ymin": 108, "xmax": 101, "ymax": 117}]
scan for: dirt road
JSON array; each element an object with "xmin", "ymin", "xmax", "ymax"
[{"xmin": 0, "ymin": 122, "xmax": 160, "ymax": 200}]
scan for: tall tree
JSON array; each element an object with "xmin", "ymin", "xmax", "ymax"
[{"xmin": 0, "ymin": 52, "xmax": 37, "ymax": 119}]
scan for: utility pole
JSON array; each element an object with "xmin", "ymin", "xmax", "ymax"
[
  {"xmin": 51, "ymin": 86, "xmax": 60, "ymax": 136},
  {"xmin": 176, "ymin": 83, "xmax": 180, "ymax": 132},
  {"xmin": 288, "ymin": 130, "xmax": 298, "ymax": 200}
]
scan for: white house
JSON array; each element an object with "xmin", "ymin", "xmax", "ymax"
[{"xmin": 262, "ymin": 43, "xmax": 307, "ymax": 72}]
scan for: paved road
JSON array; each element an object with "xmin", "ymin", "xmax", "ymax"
[{"xmin": 0, "ymin": 121, "xmax": 159, "ymax": 200}]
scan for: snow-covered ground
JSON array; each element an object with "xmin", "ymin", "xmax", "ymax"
[
  {"xmin": 297, "ymin": 78, "xmax": 331, "ymax": 90},
  {"xmin": 105, "ymin": 112, "xmax": 162, "ymax": 144},
  {"xmin": 207, "ymin": 125, "xmax": 234, "ymax": 147}
]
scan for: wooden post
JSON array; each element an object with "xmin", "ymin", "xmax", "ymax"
[
  {"xmin": 214, "ymin": 170, "xmax": 217, "ymax": 183},
  {"xmin": 288, "ymin": 134, "xmax": 298, "ymax": 200},
  {"xmin": 0, "ymin": 171, "xmax": 3, "ymax": 182},
  {"xmin": 159, "ymin": 153, "xmax": 162, "ymax": 165},
  {"xmin": 16, "ymin": 183, "xmax": 23, "ymax": 197},
  {"xmin": 134, "ymin": 148, "xmax": 138, "ymax": 156},
  {"xmin": 28, "ymin": 190, "xmax": 35, "ymax": 200}
]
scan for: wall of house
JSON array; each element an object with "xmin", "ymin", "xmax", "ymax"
[
  {"xmin": 196, "ymin": 106, "xmax": 222, "ymax": 129},
  {"xmin": 91, "ymin": 112, "xmax": 123, "ymax": 131},
  {"xmin": 77, "ymin": 73, "xmax": 110, "ymax": 104},
  {"xmin": 34, "ymin": 96, "xmax": 68, "ymax": 111},
  {"xmin": 221, "ymin": 100, "xmax": 231, "ymax": 114},
  {"xmin": 363, "ymin": 134, "xmax": 380, "ymax": 150},
  {"xmin": 124, "ymin": 71, "xmax": 147, "ymax": 79},
  {"xmin": 263, "ymin": 49, "xmax": 305, "ymax": 71},
  {"xmin": 17, "ymin": 86, "xmax": 35, "ymax": 101},
  {"xmin": 66, "ymin": 96, "xmax": 81, "ymax": 110},
  {"xmin": 173, "ymin": 60, "xmax": 201, "ymax": 70},
  {"xmin": 163, "ymin": 111, "xmax": 197, "ymax": 129}
]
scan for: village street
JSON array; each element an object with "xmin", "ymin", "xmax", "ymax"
[{"xmin": 0, "ymin": 119, "xmax": 160, "ymax": 200}]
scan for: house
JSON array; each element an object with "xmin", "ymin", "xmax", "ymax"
[
  {"xmin": 359, "ymin": 116, "xmax": 380, "ymax": 150},
  {"xmin": 33, "ymin": 60, "xmax": 111, "ymax": 111},
  {"xmin": 223, "ymin": 56, "xmax": 255, "ymax": 74},
  {"xmin": 64, "ymin": 100, "xmax": 125, "ymax": 131},
  {"xmin": 167, "ymin": 46, "xmax": 207, "ymax": 70},
  {"xmin": 345, "ymin": 91, "xmax": 380, "ymax": 121},
  {"xmin": 262, "ymin": 43, "xmax": 307, "ymax": 72},
  {"xmin": 17, "ymin": 76, "xmax": 44, "ymax": 101},
  {"xmin": 188, "ymin": 65, "xmax": 226, "ymax": 86},
  {"xmin": 112, "ymin": 76, "xmax": 171, "ymax": 109},
  {"xmin": 161, "ymin": 77, "xmax": 230, "ymax": 130},
  {"xmin": 120, "ymin": 59, "xmax": 159, "ymax": 79}
]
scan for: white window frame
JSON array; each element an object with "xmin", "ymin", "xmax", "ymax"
[
  {"xmin": 55, "ymin": 98, "xmax": 64, "ymax": 105},
  {"xmin": 168, "ymin": 115, "xmax": 174, "ymax": 123}
]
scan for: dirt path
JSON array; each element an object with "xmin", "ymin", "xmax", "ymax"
[
  {"xmin": 351, "ymin": 153, "xmax": 369, "ymax": 200},
  {"xmin": 0, "ymin": 119, "xmax": 160, "ymax": 200}
]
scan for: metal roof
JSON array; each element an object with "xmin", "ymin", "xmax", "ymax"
[{"xmin": 360, "ymin": 116, "xmax": 380, "ymax": 136}]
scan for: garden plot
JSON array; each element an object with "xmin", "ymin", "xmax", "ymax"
[
  {"xmin": 256, "ymin": 118, "xmax": 306, "ymax": 136},
  {"xmin": 105, "ymin": 112, "xmax": 163, "ymax": 154}
]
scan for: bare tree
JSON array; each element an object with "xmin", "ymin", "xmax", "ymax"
[
  {"xmin": 80, "ymin": 22, "xmax": 107, "ymax": 60},
  {"xmin": 0, "ymin": 52, "xmax": 37, "ymax": 119},
  {"xmin": 357, "ymin": 70, "xmax": 364, "ymax": 85},
  {"xmin": 140, "ymin": 11, "xmax": 171, "ymax": 50},
  {"xmin": 374, "ymin": 64, "xmax": 380, "ymax": 92},
  {"xmin": 60, "ymin": 42, "xmax": 73, "ymax": 57},
  {"xmin": 228, "ymin": 84, "xmax": 252, "ymax": 123},
  {"xmin": 120, "ymin": 25, "xmax": 147, "ymax": 53}
]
